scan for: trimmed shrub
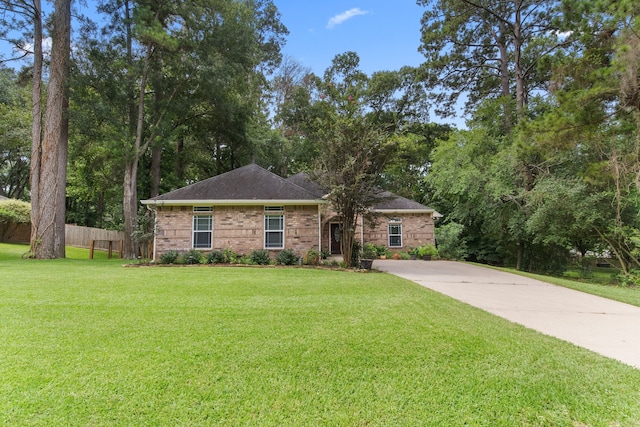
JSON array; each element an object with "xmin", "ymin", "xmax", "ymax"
[
  {"xmin": 159, "ymin": 250, "xmax": 180, "ymax": 264},
  {"xmin": 250, "ymin": 249, "xmax": 271, "ymax": 265},
  {"xmin": 0, "ymin": 199, "xmax": 31, "ymax": 224},
  {"xmin": 206, "ymin": 250, "xmax": 225, "ymax": 264},
  {"xmin": 304, "ymin": 249, "xmax": 320, "ymax": 265},
  {"xmin": 276, "ymin": 249, "xmax": 298, "ymax": 265},
  {"xmin": 181, "ymin": 249, "xmax": 203, "ymax": 265},
  {"xmin": 223, "ymin": 248, "xmax": 238, "ymax": 264}
]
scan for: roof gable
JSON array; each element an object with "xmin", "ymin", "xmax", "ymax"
[{"xmin": 144, "ymin": 164, "xmax": 320, "ymax": 204}]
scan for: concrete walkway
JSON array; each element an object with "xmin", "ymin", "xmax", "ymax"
[{"xmin": 377, "ymin": 260, "xmax": 640, "ymax": 369}]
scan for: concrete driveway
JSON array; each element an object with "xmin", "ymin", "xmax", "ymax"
[{"xmin": 377, "ymin": 260, "xmax": 640, "ymax": 369}]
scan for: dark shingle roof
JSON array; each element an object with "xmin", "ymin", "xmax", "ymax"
[
  {"xmin": 143, "ymin": 164, "xmax": 320, "ymax": 204},
  {"xmin": 372, "ymin": 191, "xmax": 433, "ymax": 211},
  {"xmin": 286, "ymin": 172, "xmax": 326, "ymax": 198},
  {"xmin": 286, "ymin": 172, "xmax": 436, "ymax": 213}
]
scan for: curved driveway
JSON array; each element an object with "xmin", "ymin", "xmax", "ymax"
[{"xmin": 377, "ymin": 260, "xmax": 640, "ymax": 369}]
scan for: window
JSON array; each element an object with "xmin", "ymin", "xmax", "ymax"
[
  {"xmin": 193, "ymin": 215, "xmax": 212, "ymax": 249},
  {"xmin": 265, "ymin": 214, "xmax": 284, "ymax": 249},
  {"xmin": 193, "ymin": 206, "xmax": 213, "ymax": 212},
  {"xmin": 389, "ymin": 219, "xmax": 402, "ymax": 248}
]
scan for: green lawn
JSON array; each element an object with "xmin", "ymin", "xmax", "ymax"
[{"xmin": 1, "ymin": 243, "xmax": 640, "ymax": 426}]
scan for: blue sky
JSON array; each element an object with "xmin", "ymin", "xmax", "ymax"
[{"xmin": 274, "ymin": 1, "xmax": 427, "ymax": 76}]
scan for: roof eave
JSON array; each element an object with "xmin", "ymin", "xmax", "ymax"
[
  {"xmin": 372, "ymin": 208, "xmax": 442, "ymax": 217},
  {"xmin": 141, "ymin": 199, "xmax": 327, "ymax": 206}
]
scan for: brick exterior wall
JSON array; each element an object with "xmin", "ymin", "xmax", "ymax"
[
  {"xmin": 153, "ymin": 205, "xmax": 320, "ymax": 260},
  {"xmin": 362, "ymin": 213, "xmax": 435, "ymax": 250}
]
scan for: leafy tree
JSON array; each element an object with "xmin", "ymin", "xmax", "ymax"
[
  {"xmin": 283, "ymin": 52, "xmax": 396, "ymax": 266},
  {"xmin": 0, "ymin": 67, "xmax": 30, "ymax": 199},
  {"xmin": 70, "ymin": 0, "xmax": 287, "ymax": 257},
  {"xmin": 418, "ymin": 0, "xmax": 572, "ymax": 127}
]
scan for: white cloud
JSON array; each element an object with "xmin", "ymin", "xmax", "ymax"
[{"xmin": 326, "ymin": 8, "xmax": 369, "ymax": 30}]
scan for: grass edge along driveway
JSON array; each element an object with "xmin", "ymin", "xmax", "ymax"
[{"xmin": 1, "ymin": 244, "xmax": 640, "ymax": 426}]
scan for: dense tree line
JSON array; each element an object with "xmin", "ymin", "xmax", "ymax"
[{"xmin": 0, "ymin": 0, "xmax": 638, "ymax": 280}]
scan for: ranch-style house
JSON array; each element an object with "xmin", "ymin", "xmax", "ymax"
[{"xmin": 141, "ymin": 163, "xmax": 440, "ymax": 261}]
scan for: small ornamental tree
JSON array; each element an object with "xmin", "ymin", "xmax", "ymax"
[
  {"xmin": 307, "ymin": 53, "xmax": 394, "ymax": 266},
  {"xmin": 312, "ymin": 114, "xmax": 391, "ymax": 266}
]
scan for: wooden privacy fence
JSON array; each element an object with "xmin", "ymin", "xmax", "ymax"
[{"xmin": 65, "ymin": 225, "xmax": 126, "ymax": 258}]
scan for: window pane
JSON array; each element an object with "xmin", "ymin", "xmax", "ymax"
[
  {"xmin": 194, "ymin": 216, "xmax": 212, "ymax": 231},
  {"xmin": 265, "ymin": 231, "xmax": 283, "ymax": 248},
  {"xmin": 389, "ymin": 222, "xmax": 402, "ymax": 247},
  {"xmin": 193, "ymin": 215, "xmax": 212, "ymax": 249},
  {"xmin": 265, "ymin": 216, "xmax": 283, "ymax": 231},
  {"xmin": 193, "ymin": 232, "xmax": 212, "ymax": 248}
]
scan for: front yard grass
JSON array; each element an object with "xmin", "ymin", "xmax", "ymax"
[{"xmin": 1, "ymin": 243, "xmax": 640, "ymax": 426}]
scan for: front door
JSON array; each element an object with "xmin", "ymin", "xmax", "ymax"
[{"xmin": 330, "ymin": 223, "xmax": 342, "ymax": 254}]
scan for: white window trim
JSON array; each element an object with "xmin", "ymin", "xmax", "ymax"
[
  {"xmin": 264, "ymin": 213, "xmax": 285, "ymax": 249},
  {"xmin": 192, "ymin": 214, "xmax": 213, "ymax": 250},
  {"xmin": 388, "ymin": 219, "xmax": 402, "ymax": 248}
]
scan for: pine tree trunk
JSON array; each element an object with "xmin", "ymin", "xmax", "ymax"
[
  {"xmin": 30, "ymin": 0, "xmax": 70, "ymax": 259},
  {"xmin": 29, "ymin": 0, "xmax": 43, "ymax": 255}
]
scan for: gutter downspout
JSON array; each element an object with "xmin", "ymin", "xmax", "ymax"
[
  {"xmin": 318, "ymin": 204, "xmax": 322, "ymax": 252},
  {"xmin": 145, "ymin": 204, "xmax": 158, "ymax": 262}
]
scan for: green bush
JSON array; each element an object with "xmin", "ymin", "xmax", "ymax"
[
  {"xmin": 250, "ymin": 249, "xmax": 271, "ymax": 265},
  {"xmin": 374, "ymin": 244, "xmax": 388, "ymax": 257},
  {"xmin": 435, "ymin": 222, "xmax": 468, "ymax": 260},
  {"xmin": 304, "ymin": 249, "xmax": 320, "ymax": 265},
  {"xmin": 418, "ymin": 244, "xmax": 439, "ymax": 259},
  {"xmin": 206, "ymin": 250, "xmax": 225, "ymax": 264},
  {"xmin": 223, "ymin": 248, "xmax": 238, "ymax": 263},
  {"xmin": 0, "ymin": 199, "xmax": 31, "ymax": 223},
  {"xmin": 276, "ymin": 249, "xmax": 298, "ymax": 265},
  {"xmin": 362, "ymin": 243, "xmax": 377, "ymax": 259},
  {"xmin": 181, "ymin": 250, "xmax": 203, "ymax": 265},
  {"xmin": 159, "ymin": 250, "xmax": 180, "ymax": 264},
  {"xmin": 238, "ymin": 255, "xmax": 252, "ymax": 265},
  {"xmin": 616, "ymin": 270, "xmax": 640, "ymax": 288}
]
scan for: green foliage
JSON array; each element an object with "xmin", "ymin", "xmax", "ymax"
[
  {"xmin": 249, "ymin": 249, "xmax": 271, "ymax": 265},
  {"xmin": 275, "ymin": 248, "xmax": 298, "ymax": 265},
  {"xmin": 417, "ymin": 244, "xmax": 439, "ymax": 258},
  {"xmin": 304, "ymin": 249, "xmax": 320, "ymax": 265},
  {"xmin": 616, "ymin": 270, "xmax": 640, "ymax": 288},
  {"xmin": 0, "ymin": 69, "xmax": 31, "ymax": 200},
  {"xmin": 237, "ymin": 255, "xmax": 253, "ymax": 265},
  {"xmin": 206, "ymin": 250, "xmax": 226, "ymax": 264},
  {"xmin": 362, "ymin": 243, "xmax": 377, "ymax": 259},
  {"xmin": 0, "ymin": 199, "xmax": 30, "ymax": 223},
  {"xmin": 159, "ymin": 250, "xmax": 180, "ymax": 264},
  {"xmin": 435, "ymin": 222, "xmax": 468, "ymax": 260},
  {"xmin": 181, "ymin": 250, "xmax": 203, "ymax": 265},
  {"xmin": 223, "ymin": 248, "xmax": 238, "ymax": 264}
]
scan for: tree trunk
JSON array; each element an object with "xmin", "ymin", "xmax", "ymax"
[
  {"xmin": 513, "ymin": 0, "xmax": 526, "ymax": 120},
  {"xmin": 122, "ymin": 44, "xmax": 153, "ymax": 258},
  {"xmin": 175, "ymin": 136, "xmax": 185, "ymax": 181},
  {"xmin": 150, "ymin": 144, "xmax": 162, "ymax": 197},
  {"xmin": 29, "ymin": 0, "xmax": 43, "ymax": 254},
  {"xmin": 30, "ymin": 0, "xmax": 71, "ymax": 259}
]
